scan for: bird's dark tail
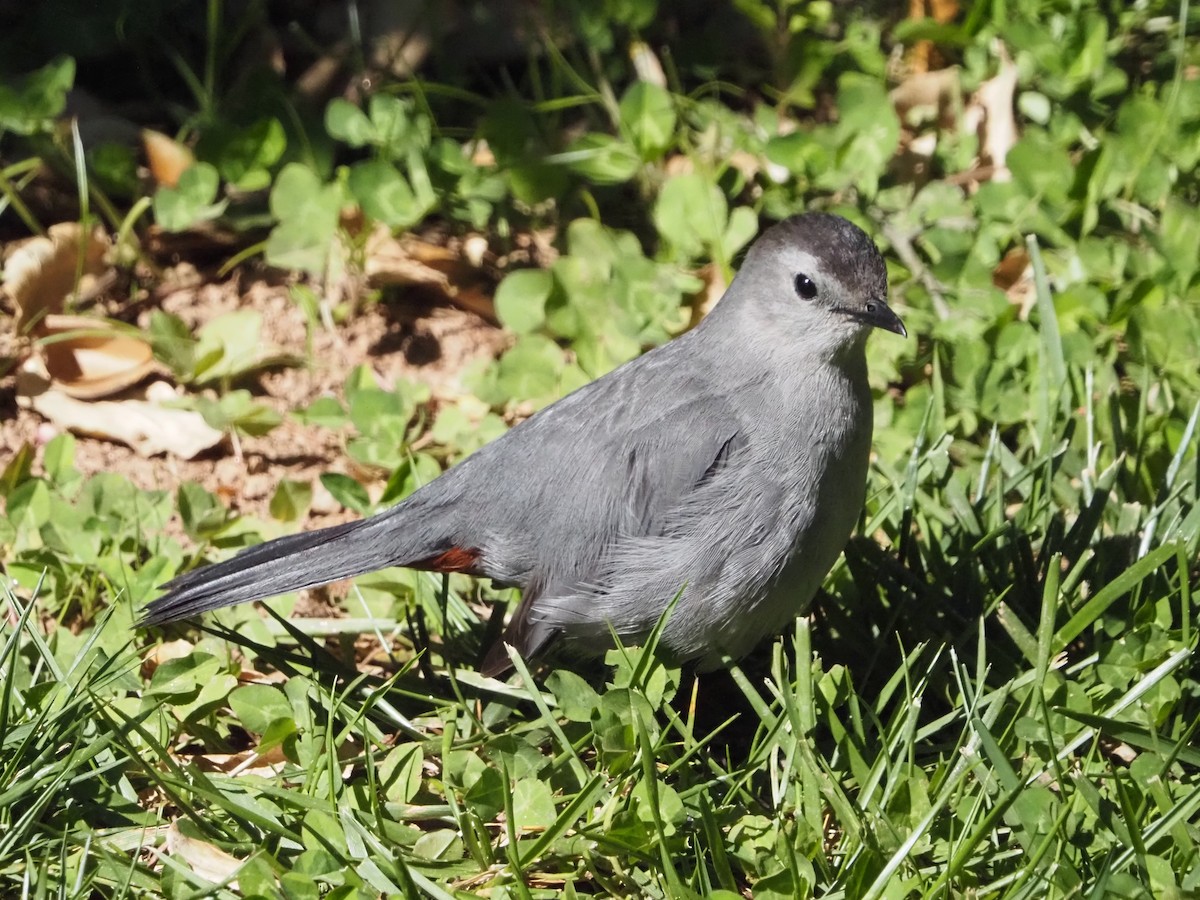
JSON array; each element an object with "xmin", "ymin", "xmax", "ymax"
[{"xmin": 141, "ymin": 511, "xmax": 415, "ymax": 626}]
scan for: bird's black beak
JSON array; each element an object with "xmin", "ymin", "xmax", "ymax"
[
  {"xmin": 869, "ymin": 300, "xmax": 906, "ymax": 337},
  {"xmin": 847, "ymin": 299, "xmax": 906, "ymax": 337}
]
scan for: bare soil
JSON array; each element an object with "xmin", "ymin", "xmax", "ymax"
[{"xmin": 1, "ymin": 263, "xmax": 509, "ymax": 529}]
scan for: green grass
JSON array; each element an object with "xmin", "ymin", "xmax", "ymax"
[
  {"xmin": 2, "ymin": 370, "xmax": 1197, "ymax": 897},
  {"xmin": 2, "ymin": 1, "xmax": 1199, "ymax": 896}
]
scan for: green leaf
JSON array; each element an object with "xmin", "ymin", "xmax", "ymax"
[
  {"xmin": 266, "ymin": 163, "xmax": 343, "ymax": 273},
  {"xmin": 229, "ymin": 683, "xmax": 293, "ymax": 735},
  {"xmin": 1054, "ymin": 543, "xmax": 1179, "ymax": 650},
  {"xmin": 320, "ymin": 473, "xmax": 371, "ymax": 515},
  {"xmin": 343, "ymin": 364, "xmax": 380, "ymax": 403},
  {"xmin": 723, "ymin": 206, "xmax": 759, "ymax": 260},
  {"xmin": 1008, "ymin": 131, "xmax": 1072, "ymax": 205},
  {"xmin": 558, "ymin": 133, "xmax": 641, "ymax": 184},
  {"xmin": 619, "ymin": 81, "xmax": 676, "ymax": 159},
  {"xmin": 765, "ymin": 131, "xmax": 818, "ymax": 177},
  {"xmin": 491, "ymin": 334, "xmax": 567, "ymax": 405},
  {"xmin": 177, "ymin": 482, "xmax": 228, "ymax": 541},
  {"xmin": 147, "ymin": 310, "xmax": 198, "ymax": 379},
  {"xmin": 269, "ymin": 479, "xmax": 312, "ymax": 523},
  {"xmin": 512, "ymin": 778, "xmax": 557, "ymax": 832},
  {"xmin": 495, "ymin": 268, "xmax": 554, "ymax": 334},
  {"xmin": 5, "ymin": 478, "xmax": 50, "ymax": 531},
  {"xmin": 348, "ymin": 388, "xmax": 415, "ymax": 438},
  {"xmin": 0, "ymin": 441, "xmax": 34, "ymax": 498},
  {"xmin": 412, "ymin": 829, "xmax": 461, "ymax": 861},
  {"xmin": 379, "ymin": 744, "xmax": 425, "ymax": 804},
  {"xmin": 88, "ymin": 142, "xmax": 139, "ymax": 196},
  {"xmin": 0, "ymin": 56, "xmax": 74, "ymax": 133},
  {"xmin": 822, "ymin": 73, "xmax": 900, "ymax": 197},
  {"xmin": 347, "ymin": 159, "xmax": 429, "ymax": 228},
  {"xmin": 191, "ymin": 310, "xmax": 298, "ymax": 385},
  {"xmin": 202, "ymin": 117, "xmax": 287, "ymax": 191},
  {"xmin": 653, "ymin": 172, "xmax": 728, "ymax": 259},
  {"xmin": 153, "ymin": 163, "xmax": 227, "ymax": 231},
  {"xmin": 196, "ymin": 309, "xmax": 263, "ymax": 379},
  {"xmin": 380, "ymin": 452, "xmax": 442, "ymax": 505},
  {"xmin": 325, "ymin": 98, "xmax": 375, "ymax": 147},
  {"xmin": 547, "ymin": 670, "xmax": 602, "ymax": 723},
  {"xmin": 41, "ymin": 433, "xmax": 76, "ymax": 487},
  {"xmin": 732, "ymin": 0, "xmax": 775, "ymax": 31},
  {"xmin": 147, "ymin": 652, "xmax": 223, "ymax": 699},
  {"xmin": 367, "ymin": 94, "xmax": 415, "ymax": 152},
  {"xmin": 463, "ymin": 766, "xmax": 506, "ymax": 821},
  {"xmin": 294, "ymin": 395, "xmax": 348, "ymax": 428},
  {"xmin": 630, "ymin": 778, "xmax": 684, "ymax": 833},
  {"xmin": 1158, "ymin": 197, "xmax": 1200, "ymax": 291},
  {"xmin": 428, "ymin": 406, "xmax": 507, "ymax": 458},
  {"xmin": 508, "ymin": 161, "xmax": 570, "ymax": 206}
]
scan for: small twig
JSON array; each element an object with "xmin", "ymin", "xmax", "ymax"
[
  {"xmin": 943, "ymin": 164, "xmax": 1001, "ymax": 186},
  {"xmin": 879, "ymin": 220, "xmax": 951, "ymax": 320}
]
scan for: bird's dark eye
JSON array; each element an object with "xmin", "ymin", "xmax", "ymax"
[{"xmin": 793, "ymin": 273, "xmax": 818, "ymax": 300}]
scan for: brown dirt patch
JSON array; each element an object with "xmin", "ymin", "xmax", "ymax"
[{"xmin": 1, "ymin": 264, "xmax": 509, "ymax": 530}]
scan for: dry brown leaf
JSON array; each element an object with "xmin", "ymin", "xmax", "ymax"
[
  {"xmin": 906, "ymin": 0, "xmax": 960, "ymax": 73},
  {"xmin": 4, "ymin": 222, "xmax": 110, "ymax": 333},
  {"xmin": 365, "ymin": 229, "xmax": 454, "ymax": 291},
  {"xmin": 727, "ymin": 149, "xmax": 761, "ymax": 182},
  {"xmin": 967, "ymin": 45, "xmax": 1019, "ymax": 182},
  {"xmin": 889, "ymin": 67, "xmax": 962, "ymax": 187},
  {"xmin": 1100, "ymin": 738, "xmax": 1138, "ymax": 765},
  {"xmin": 17, "ymin": 367, "xmax": 224, "ymax": 458},
  {"xmin": 437, "ymin": 284, "xmax": 495, "ymax": 322},
  {"xmin": 37, "ymin": 314, "xmax": 156, "ymax": 399},
  {"xmin": 688, "ymin": 262, "xmax": 728, "ymax": 329},
  {"xmin": 143, "ymin": 224, "xmax": 246, "ymax": 261},
  {"xmin": 364, "ymin": 227, "xmax": 497, "ymax": 321},
  {"xmin": 993, "ymin": 247, "xmax": 1030, "ymax": 291},
  {"xmin": 237, "ymin": 665, "xmax": 289, "ymax": 684},
  {"xmin": 141, "ymin": 129, "xmax": 194, "ymax": 188},
  {"xmin": 890, "ymin": 67, "xmax": 961, "ymax": 127},
  {"xmin": 164, "ymin": 822, "xmax": 244, "ymax": 888},
  {"xmin": 192, "ymin": 746, "xmax": 289, "ymax": 776},
  {"xmin": 470, "ymin": 140, "xmax": 496, "ymax": 168},
  {"xmin": 187, "ymin": 737, "xmax": 355, "ymax": 780},
  {"xmin": 629, "ymin": 40, "xmax": 667, "ymax": 88},
  {"xmin": 526, "ymin": 228, "xmax": 559, "ymax": 268},
  {"xmin": 994, "ymin": 246, "xmax": 1035, "ymax": 318},
  {"xmin": 664, "ymin": 154, "xmax": 694, "ymax": 177}
]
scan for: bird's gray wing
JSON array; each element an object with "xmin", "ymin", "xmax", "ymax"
[
  {"xmin": 422, "ymin": 330, "xmax": 747, "ymax": 577},
  {"xmin": 468, "ymin": 384, "xmax": 748, "ymax": 669},
  {"xmin": 517, "ymin": 417, "xmax": 783, "ymax": 662}
]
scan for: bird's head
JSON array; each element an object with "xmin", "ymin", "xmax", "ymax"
[{"xmin": 730, "ymin": 213, "xmax": 906, "ymax": 355}]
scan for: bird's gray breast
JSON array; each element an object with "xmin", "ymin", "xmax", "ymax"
[{"xmin": 689, "ymin": 361, "xmax": 873, "ymax": 666}]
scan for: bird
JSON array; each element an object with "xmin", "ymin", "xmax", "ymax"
[{"xmin": 142, "ymin": 212, "xmax": 906, "ymax": 677}]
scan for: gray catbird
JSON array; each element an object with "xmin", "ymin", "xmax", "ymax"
[{"xmin": 143, "ymin": 213, "xmax": 906, "ymax": 676}]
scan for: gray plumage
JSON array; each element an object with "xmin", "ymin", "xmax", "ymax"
[{"xmin": 142, "ymin": 213, "xmax": 906, "ymax": 676}]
